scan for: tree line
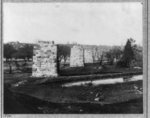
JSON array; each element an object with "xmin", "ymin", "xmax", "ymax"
[
  {"xmin": 4, "ymin": 43, "xmax": 33, "ymax": 62},
  {"xmin": 4, "ymin": 43, "xmax": 71, "ymax": 74},
  {"xmin": 4, "ymin": 38, "xmax": 142, "ymax": 74},
  {"xmin": 105, "ymin": 38, "xmax": 142, "ymax": 68}
]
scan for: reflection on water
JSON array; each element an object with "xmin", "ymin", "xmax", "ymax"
[{"xmin": 62, "ymin": 75, "xmax": 143, "ymax": 87}]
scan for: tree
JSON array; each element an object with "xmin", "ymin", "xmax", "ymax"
[
  {"xmin": 132, "ymin": 44, "xmax": 143, "ymax": 67},
  {"xmin": 57, "ymin": 44, "xmax": 71, "ymax": 72},
  {"xmin": 4, "ymin": 44, "xmax": 16, "ymax": 61},
  {"xmin": 22, "ymin": 44, "xmax": 33, "ymax": 61},
  {"xmin": 57, "ymin": 45, "xmax": 70, "ymax": 64},
  {"xmin": 105, "ymin": 46, "xmax": 122, "ymax": 65},
  {"xmin": 13, "ymin": 44, "xmax": 33, "ymax": 61},
  {"xmin": 11, "ymin": 44, "xmax": 33, "ymax": 71},
  {"xmin": 117, "ymin": 38, "xmax": 135, "ymax": 67},
  {"xmin": 4, "ymin": 44, "xmax": 17, "ymax": 74}
]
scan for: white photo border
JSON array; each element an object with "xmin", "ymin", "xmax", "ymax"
[{"xmin": 0, "ymin": 0, "xmax": 148, "ymax": 118}]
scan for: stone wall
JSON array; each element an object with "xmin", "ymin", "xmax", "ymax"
[
  {"xmin": 84, "ymin": 49, "xmax": 94, "ymax": 63},
  {"xmin": 91, "ymin": 48, "xmax": 99, "ymax": 62},
  {"xmin": 70, "ymin": 46, "xmax": 100, "ymax": 67},
  {"xmin": 32, "ymin": 41, "xmax": 58, "ymax": 77},
  {"xmin": 70, "ymin": 45, "xmax": 84, "ymax": 67}
]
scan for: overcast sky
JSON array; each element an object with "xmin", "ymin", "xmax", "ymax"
[{"xmin": 3, "ymin": 2, "xmax": 142, "ymax": 46}]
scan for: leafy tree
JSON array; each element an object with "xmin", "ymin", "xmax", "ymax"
[
  {"xmin": 11, "ymin": 44, "xmax": 33, "ymax": 71},
  {"xmin": 132, "ymin": 44, "xmax": 143, "ymax": 67},
  {"xmin": 4, "ymin": 44, "xmax": 16, "ymax": 61},
  {"xmin": 105, "ymin": 46, "xmax": 122, "ymax": 65},
  {"xmin": 57, "ymin": 45, "xmax": 70, "ymax": 64},
  {"xmin": 13, "ymin": 44, "xmax": 33, "ymax": 61},
  {"xmin": 117, "ymin": 38, "xmax": 135, "ymax": 67},
  {"xmin": 21, "ymin": 44, "xmax": 33, "ymax": 61},
  {"xmin": 4, "ymin": 44, "xmax": 16, "ymax": 74},
  {"xmin": 57, "ymin": 44, "xmax": 71, "ymax": 72}
]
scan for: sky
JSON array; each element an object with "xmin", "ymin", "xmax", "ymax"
[{"xmin": 3, "ymin": 2, "xmax": 143, "ymax": 46}]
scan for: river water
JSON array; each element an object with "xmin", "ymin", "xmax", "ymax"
[{"xmin": 62, "ymin": 75, "xmax": 143, "ymax": 87}]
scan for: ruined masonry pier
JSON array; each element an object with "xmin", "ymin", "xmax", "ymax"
[
  {"xmin": 70, "ymin": 45, "xmax": 84, "ymax": 67},
  {"xmin": 32, "ymin": 41, "xmax": 58, "ymax": 77}
]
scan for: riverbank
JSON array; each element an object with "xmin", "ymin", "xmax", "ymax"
[
  {"xmin": 4, "ymin": 67, "xmax": 143, "ymax": 114},
  {"xmin": 5, "ymin": 78, "xmax": 143, "ymax": 113},
  {"xmin": 5, "ymin": 87, "xmax": 143, "ymax": 114}
]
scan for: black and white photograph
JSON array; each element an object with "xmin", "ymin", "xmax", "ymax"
[{"xmin": 2, "ymin": 1, "xmax": 146, "ymax": 115}]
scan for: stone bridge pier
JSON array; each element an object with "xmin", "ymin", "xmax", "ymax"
[
  {"xmin": 32, "ymin": 41, "xmax": 58, "ymax": 77},
  {"xmin": 70, "ymin": 45, "xmax": 84, "ymax": 67}
]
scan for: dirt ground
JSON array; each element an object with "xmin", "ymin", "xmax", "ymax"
[
  {"xmin": 4, "ymin": 73, "xmax": 143, "ymax": 114},
  {"xmin": 4, "ymin": 88, "xmax": 143, "ymax": 114}
]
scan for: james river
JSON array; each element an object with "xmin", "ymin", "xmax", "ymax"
[{"xmin": 62, "ymin": 75, "xmax": 143, "ymax": 87}]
